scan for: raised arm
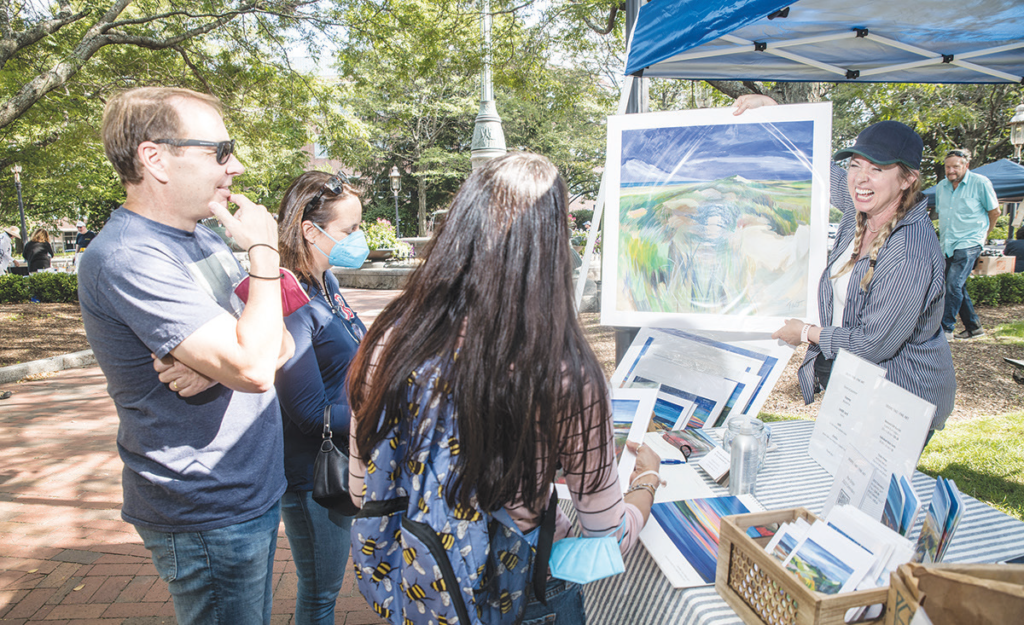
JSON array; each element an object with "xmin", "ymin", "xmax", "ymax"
[{"xmin": 169, "ymin": 194, "xmax": 293, "ymax": 393}]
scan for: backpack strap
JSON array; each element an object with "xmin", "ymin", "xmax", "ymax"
[{"xmin": 532, "ymin": 489, "xmax": 559, "ymax": 605}]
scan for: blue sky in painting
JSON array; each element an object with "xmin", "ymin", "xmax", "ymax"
[{"xmin": 620, "ymin": 121, "xmax": 814, "ymax": 184}]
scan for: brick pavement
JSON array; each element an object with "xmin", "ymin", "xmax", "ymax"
[{"xmin": 0, "ymin": 289, "xmax": 400, "ymax": 624}]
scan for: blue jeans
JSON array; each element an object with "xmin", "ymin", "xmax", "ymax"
[
  {"xmin": 136, "ymin": 502, "xmax": 280, "ymax": 625},
  {"xmin": 943, "ymin": 245, "xmax": 982, "ymax": 333},
  {"xmin": 521, "ymin": 578, "xmax": 586, "ymax": 625},
  {"xmin": 280, "ymin": 490, "xmax": 353, "ymax": 625}
]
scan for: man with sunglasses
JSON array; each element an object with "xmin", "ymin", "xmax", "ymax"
[
  {"xmin": 936, "ymin": 148, "xmax": 999, "ymax": 340},
  {"xmin": 78, "ymin": 87, "xmax": 294, "ymax": 625}
]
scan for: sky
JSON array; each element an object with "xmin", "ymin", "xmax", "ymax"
[{"xmin": 619, "ymin": 120, "xmax": 815, "ymax": 184}]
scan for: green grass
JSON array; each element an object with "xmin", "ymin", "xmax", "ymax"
[
  {"xmin": 918, "ymin": 412, "xmax": 1024, "ymax": 522},
  {"xmin": 989, "ymin": 321, "xmax": 1024, "ymax": 343},
  {"xmin": 757, "ymin": 413, "xmax": 810, "ymax": 423},
  {"xmin": 756, "ymin": 411, "xmax": 1024, "ymax": 521}
]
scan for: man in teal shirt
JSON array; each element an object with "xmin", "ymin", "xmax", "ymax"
[{"xmin": 936, "ymin": 148, "xmax": 999, "ymax": 340}]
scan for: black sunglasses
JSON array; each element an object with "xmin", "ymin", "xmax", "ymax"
[
  {"xmin": 302, "ymin": 172, "xmax": 352, "ymax": 219},
  {"xmin": 153, "ymin": 139, "xmax": 236, "ymax": 165},
  {"xmin": 946, "ymin": 149, "xmax": 969, "ymax": 160}
]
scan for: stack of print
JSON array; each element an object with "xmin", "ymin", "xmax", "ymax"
[
  {"xmin": 882, "ymin": 474, "xmax": 922, "ymax": 537},
  {"xmin": 913, "ymin": 477, "xmax": 964, "ymax": 564},
  {"xmin": 612, "ymin": 327, "xmax": 793, "ymax": 428},
  {"xmin": 766, "ymin": 505, "xmax": 914, "ymax": 602}
]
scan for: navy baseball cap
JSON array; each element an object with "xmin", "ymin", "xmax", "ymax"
[{"xmin": 832, "ymin": 120, "xmax": 923, "ymax": 170}]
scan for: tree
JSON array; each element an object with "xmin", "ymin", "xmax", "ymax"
[
  {"xmin": 0, "ymin": 1, "xmax": 355, "ymax": 226},
  {"xmin": 330, "ymin": 0, "xmax": 620, "ymax": 236},
  {"xmin": 830, "ymin": 83, "xmax": 1024, "ymax": 186}
]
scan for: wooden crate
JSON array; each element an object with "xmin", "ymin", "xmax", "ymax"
[{"xmin": 715, "ymin": 508, "xmax": 889, "ymax": 625}]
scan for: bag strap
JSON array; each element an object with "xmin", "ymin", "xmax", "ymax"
[
  {"xmin": 532, "ymin": 489, "xmax": 559, "ymax": 605},
  {"xmin": 322, "ymin": 405, "xmax": 332, "ymax": 440}
]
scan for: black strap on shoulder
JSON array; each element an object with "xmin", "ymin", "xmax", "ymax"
[
  {"xmin": 355, "ymin": 497, "xmax": 409, "ymax": 519},
  {"xmin": 531, "ymin": 489, "xmax": 559, "ymax": 606}
]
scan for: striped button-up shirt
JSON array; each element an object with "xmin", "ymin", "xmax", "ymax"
[{"xmin": 797, "ymin": 163, "xmax": 956, "ymax": 430}]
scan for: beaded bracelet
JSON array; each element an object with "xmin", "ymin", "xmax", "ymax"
[
  {"xmin": 248, "ymin": 272, "xmax": 282, "ymax": 281},
  {"xmin": 248, "ymin": 243, "xmax": 279, "ymax": 255},
  {"xmin": 625, "ymin": 482, "xmax": 657, "ymax": 499}
]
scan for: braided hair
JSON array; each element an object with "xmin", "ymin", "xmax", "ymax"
[{"xmin": 831, "ymin": 163, "xmax": 922, "ymax": 290}]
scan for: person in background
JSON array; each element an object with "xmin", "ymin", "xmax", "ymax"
[
  {"xmin": 0, "ymin": 226, "xmax": 17, "ymax": 273},
  {"xmin": 735, "ymin": 95, "xmax": 955, "ymax": 441},
  {"xmin": 1003, "ymin": 228, "xmax": 1024, "ymax": 273},
  {"xmin": 75, "ymin": 221, "xmax": 97, "ymax": 252},
  {"xmin": 273, "ymin": 170, "xmax": 368, "ymax": 625},
  {"xmin": 348, "ymin": 152, "xmax": 662, "ymax": 623},
  {"xmin": 23, "ymin": 228, "xmax": 53, "ymax": 273},
  {"xmin": 78, "ymin": 86, "xmax": 293, "ymax": 625},
  {"xmin": 936, "ymin": 148, "xmax": 999, "ymax": 340}
]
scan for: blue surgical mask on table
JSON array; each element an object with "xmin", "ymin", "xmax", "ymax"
[{"xmin": 312, "ymin": 224, "xmax": 370, "ymax": 268}]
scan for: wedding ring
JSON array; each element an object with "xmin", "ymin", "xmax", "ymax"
[{"xmin": 171, "ymin": 381, "xmax": 179, "ymax": 391}]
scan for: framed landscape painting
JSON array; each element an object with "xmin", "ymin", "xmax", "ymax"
[{"xmin": 601, "ymin": 103, "xmax": 832, "ymax": 331}]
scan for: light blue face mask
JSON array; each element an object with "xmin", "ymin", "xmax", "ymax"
[
  {"xmin": 548, "ymin": 533, "xmax": 625, "ymax": 585},
  {"xmin": 312, "ymin": 224, "xmax": 370, "ymax": 268}
]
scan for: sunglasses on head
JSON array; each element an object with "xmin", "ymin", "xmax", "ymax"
[
  {"xmin": 153, "ymin": 139, "xmax": 236, "ymax": 165},
  {"xmin": 946, "ymin": 149, "xmax": 969, "ymax": 160},
  {"xmin": 302, "ymin": 172, "xmax": 353, "ymax": 219}
]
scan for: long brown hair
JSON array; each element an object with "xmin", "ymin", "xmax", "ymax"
[
  {"xmin": 30, "ymin": 228, "xmax": 49, "ymax": 243},
  {"xmin": 277, "ymin": 171, "xmax": 360, "ymax": 288},
  {"xmin": 348, "ymin": 152, "xmax": 610, "ymax": 512},
  {"xmin": 832, "ymin": 163, "xmax": 922, "ymax": 290}
]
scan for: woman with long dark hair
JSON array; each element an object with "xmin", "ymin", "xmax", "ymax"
[
  {"xmin": 274, "ymin": 171, "xmax": 369, "ymax": 625},
  {"xmin": 348, "ymin": 152, "xmax": 661, "ymax": 623}
]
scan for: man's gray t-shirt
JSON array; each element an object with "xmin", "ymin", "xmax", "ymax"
[{"xmin": 78, "ymin": 207, "xmax": 285, "ymax": 532}]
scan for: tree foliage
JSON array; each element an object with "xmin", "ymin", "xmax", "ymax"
[
  {"xmin": 0, "ymin": 0, "xmax": 355, "ymax": 228},
  {"xmin": 330, "ymin": 0, "xmax": 618, "ymax": 236},
  {"xmin": 830, "ymin": 83, "xmax": 1024, "ymax": 186}
]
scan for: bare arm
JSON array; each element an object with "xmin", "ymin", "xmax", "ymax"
[
  {"xmin": 988, "ymin": 209, "xmax": 1000, "ymax": 236},
  {"xmin": 169, "ymin": 194, "xmax": 292, "ymax": 393}
]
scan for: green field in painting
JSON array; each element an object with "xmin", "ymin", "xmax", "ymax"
[{"xmin": 617, "ymin": 176, "xmax": 812, "ymax": 316}]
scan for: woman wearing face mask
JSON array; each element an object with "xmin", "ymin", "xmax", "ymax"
[{"xmin": 274, "ymin": 170, "xmax": 369, "ymax": 625}]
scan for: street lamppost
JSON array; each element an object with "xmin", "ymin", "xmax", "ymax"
[
  {"xmin": 470, "ymin": 0, "xmax": 506, "ymax": 169},
  {"xmin": 11, "ymin": 165, "xmax": 27, "ymax": 243},
  {"xmin": 389, "ymin": 166, "xmax": 401, "ymax": 238},
  {"xmin": 1010, "ymin": 103, "xmax": 1024, "ymax": 163}
]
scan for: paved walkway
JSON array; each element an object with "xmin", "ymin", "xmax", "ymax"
[{"xmin": 0, "ymin": 289, "xmax": 401, "ymax": 624}]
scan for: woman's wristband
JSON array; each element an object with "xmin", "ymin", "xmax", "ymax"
[{"xmin": 801, "ymin": 324, "xmax": 812, "ymax": 344}]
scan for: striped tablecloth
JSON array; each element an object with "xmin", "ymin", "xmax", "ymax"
[{"xmin": 579, "ymin": 419, "xmax": 1024, "ymax": 624}]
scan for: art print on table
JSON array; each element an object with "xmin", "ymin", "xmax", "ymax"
[
  {"xmin": 556, "ymin": 387, "xmax": 656, "ymax": 499},
  {"xmin": 601, "ymin": 104, "xmax": 831, "ymax": 331},
  {"xmin": 643, "ymin": 495, "xmax": 766, "ymax": 587}
]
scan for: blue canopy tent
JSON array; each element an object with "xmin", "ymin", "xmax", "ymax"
[
  {"xmin": 923, "ymin": 159, "xmax": 1024, "ymax": 207},
  {"xmin": 626, "ymin": 0, "xmax": 1024, "ymax": 84}
]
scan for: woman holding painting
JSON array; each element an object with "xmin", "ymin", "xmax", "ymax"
[{"xmin": 735, "ymin": 95, "xmax": 955, "ymax": 439}]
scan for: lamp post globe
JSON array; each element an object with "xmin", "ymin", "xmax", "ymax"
[
  {"xmin": 1010, "ymin": 103, "xmax": 1024, "ymax": 163},
  {"xmin": 389, "ymin": 166, "xmax": 401, "ymax": 238}
]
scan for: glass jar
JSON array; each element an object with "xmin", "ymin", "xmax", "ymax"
[{"xmin": 722, "ymin": 417, "xmax": 768, "ymax": 472}]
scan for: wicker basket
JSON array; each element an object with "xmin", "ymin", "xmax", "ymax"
[{"xmin": 715, "ymin": 507, "xmax": 889, "ymax": 625}]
